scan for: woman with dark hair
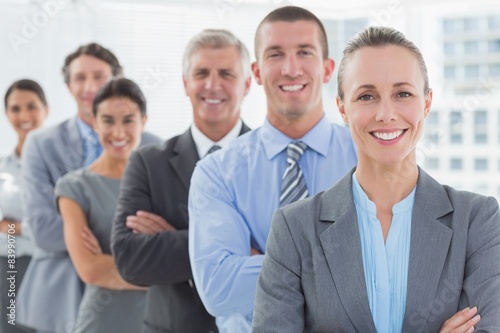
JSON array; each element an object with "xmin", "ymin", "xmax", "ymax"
[
  {"xmin": 55, "ymin": 78, "xmax": 147, "ymax": 333},
  {"xmin": 1, "ymin": 79, "xmax": 48, "ymax": 333}
]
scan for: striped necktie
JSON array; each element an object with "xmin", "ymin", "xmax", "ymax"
[
  {"xmin": 83, "ymin": 132, "xmax": 102, "ymax": 167},
  {"xmin": 280, "ymin": 141, "xmax": 308, "ymax": 207}
]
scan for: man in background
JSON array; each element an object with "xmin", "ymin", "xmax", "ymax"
[
  {"xmin": 17, "ymin": 43, "xmax": 160, "ymax": 333},
  {"xmin": 111, "ymin": 29, "xmax": 252, "ymax": 333}
]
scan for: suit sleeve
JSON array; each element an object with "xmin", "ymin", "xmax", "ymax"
[
  {"xmin": 463, "ymin": 196, "xmax": 500, "ymax": 332},
  {"xmin": 22, "ymin": 132, "xmax": 67, "ymax": 252},
  {"xmin": 111, "ymin": 150, "xmax": 191, "ymax": 285},
  {"xmin": 188, "ymin": 159, "xmax": 264, "ymax": 317},
  {"xmin": 252, "ymin": 209, "xmax": 305, "ymax": 332}
]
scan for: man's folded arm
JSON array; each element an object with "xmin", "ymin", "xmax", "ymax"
[
  {"xmin": 111, "ymin": 150, "xmax": 191, "ymax": 285},
  {"xmin": 188, "ymin": 161, "xmax": 264, "ymax": 316}
]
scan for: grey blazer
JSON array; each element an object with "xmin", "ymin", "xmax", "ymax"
[
  {"xmin": 253, "ymin": 168, "xmax": 500, "ymax": 333},
  {"xmin": 17, "ymin": 117, "xmax": 161, "ymax": 333},
  {"xmin": 111, "ymin": 123, "xmax": 250, "ymax": 333}
]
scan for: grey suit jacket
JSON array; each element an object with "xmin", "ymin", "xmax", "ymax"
[
  {"xmin": 17, "ymin": 116, "xmax": 160, "ymax": 333},
  {"xmin": 253, "ymin": 168, "xmax": 500, "ymax": 333},
  {"xmin": 111, "ymin": 123, "xmax": 250, "ymax": 333}
]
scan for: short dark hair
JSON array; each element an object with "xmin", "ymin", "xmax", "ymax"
[
  {"xmin": 337, "ymin": 26, "xmax": 429, "ymax": 101},
  {"xmin": 254, "ymin": 6, "xmax": 329, "ymax": 60},
  {"xmin": 4, "ymin": 79, "xmax": 47, "ymax": 109},
  {"xmin": 92, "ymin": 78, "xmax": 147, "ymax": 117},
  {"xmin": 62, "ymin": 43, "xmax": 123, "ymax": 84}
]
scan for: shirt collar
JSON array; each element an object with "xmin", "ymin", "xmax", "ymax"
[
  {"xmin": 352, "ymin": 171, "xmax": 416, "ymax": 215},
  {"xmin": 260, "ymin": 114, "xmax": 332, "ymax": 160},
  {"xmin": 8, "ymin": 149, "xmax": 21, "ymax": 168},
  {"xmin": 191, "ymin": 119, "xmax": 243, "ymax": 158}
]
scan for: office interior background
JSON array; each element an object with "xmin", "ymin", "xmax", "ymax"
[{"xmin": 1, "ymin": 0, "xmax": 499, "ymax": 202}]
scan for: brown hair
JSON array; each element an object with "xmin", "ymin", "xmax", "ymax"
[
  {"xmin": 337, "ymin": 26, "xmax": 429, "ymax": 101},
  {"xmin": 62, "ymin": 43, "xmax": 123, "ymax": 84},
  {"xmin": 5, "ymin": 79, "xmax": 47, "ymax": 109},
  {"xmin": 254, "ymin": 6, "xmax": 329, "ymax": 61}
]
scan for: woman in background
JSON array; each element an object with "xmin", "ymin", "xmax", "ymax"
[
  {"xmin": 55, "ymin": 78, "xmax": 147, "ymax": 333},
  {"xmin": 0, "ymin": 79, "xmax": 48, "ymax": 333}
]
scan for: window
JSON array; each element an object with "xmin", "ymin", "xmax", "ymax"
[
  {"xmin": 449, "ymin": 111, "xmax": 463, "ymax": 144},
  {"xmin": 489, "ymin": 63, "xmax": 500, "ymax": 77},
  {"xmin": 443, "ymin": 19, "xmax": 456, "ymax": 33},
  {"xmin": 427, "ymin": 112, "xmax": 439, "ymax": 125},
  {"xmin": 474, "ymin": 184, "xmax": 488, "ymax": 196},
  {"xmin": 425, "ymin": 158, "xmax": 439, "ymax": 169},
  {"xmin": 489, "ymin": 39, "xmax": 500, "ymax": 53},
  {"xmin": 488, "ymin": 16, "xmax": 500, "ymax": 30},
  {"xmin": 474, "ymin": 158, "xmax": 488, "ymax": 171},
  {"xmin": 474, "ymin": 110, "xmax": 488, "ymax": 143},
  {"xmin": 444, "ymin": 42, "xmax": 455, "ymax": 56},
  {"xmin": 450, "ymin": 158, "xmax": 463, "ymax": 170},
  {"xmin": 425, "ymin": 112, "xmax": 440, "ymax": 144},
  {"xmin": 444, "ymin": 65, "xmax": 455, "ymax": 79},
  {"xmin": 465, "ymin": 64, "xmax": 480, "ymax": 78},
  {"xmin": 463, "ymin": 18, "xmax": 479, "ymax": 32},
  {"xmin": 464, "ymin": 41, "xmax": 479, "ymax": 54}
]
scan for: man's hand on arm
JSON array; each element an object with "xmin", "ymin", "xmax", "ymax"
[{"xmin": 126, "ymin": 211, "xmax": 176, "ymax": 235}]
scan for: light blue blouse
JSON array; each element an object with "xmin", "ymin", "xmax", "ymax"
[{"xmin": 352, "ymin": 172, "xmax": 415, "ymax": 333}]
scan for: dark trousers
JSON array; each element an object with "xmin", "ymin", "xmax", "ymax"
[{"xmin": 0, "ymin": 256, "xmax": 35, "ymax": 333}]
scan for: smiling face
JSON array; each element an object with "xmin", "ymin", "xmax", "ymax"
[
  {"xmin": 337, "ymin": 45, "xmax": 432, "ymax": 169},
  {"xmin": 67, "ymin": 55, "xmax": 114, "ymax": 124},
  {"xmin": 252, "ymin": 20, "xmax": 334, "ymax": 127},
  {"xmin": 5, "ymin": 89, "xmax": 48, "ymax": 142},
  {"xmin": 183, "ymin": 46, "xmax": 251, "ymax": 135},
  {"xmin": 93, "ymin": 97, "xmax": 146, "ymax": 161}
]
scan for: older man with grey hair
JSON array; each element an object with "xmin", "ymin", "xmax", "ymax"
[{"xmin": 111, "ymin": 29, "xmax": 252, "ymax": 333}]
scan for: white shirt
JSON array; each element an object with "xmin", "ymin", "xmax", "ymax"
[
  {"xmin": 0, "ymin": 150, "xmax": 34, "ymax": 257},
  {"xmin": 190, "ymin": 119, "xmax": 243, "ymax": 158}
]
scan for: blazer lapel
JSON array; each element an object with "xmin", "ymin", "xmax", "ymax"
[
  {"xmin": 318, "ymin": 170, "xmax": 378, "ymax": 333},
  {"xmin": 169, "ymin": 129, "xmax": 200, "ymax": 192},
  {"xmin": 170, "ymin": 121, "xmax": 251, "ymax": 191},
  {"xmin": 60, "ymin": 117, "xmax": 85, "ymax": 171},
  {"xmin": 403, "ymin": 168, "xmax": 454, "ymax": 332}
]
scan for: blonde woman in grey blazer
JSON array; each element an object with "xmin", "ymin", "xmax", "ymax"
[{"xmin": 253, "ymin": 26, "xmax": 500, "ymax": 332}]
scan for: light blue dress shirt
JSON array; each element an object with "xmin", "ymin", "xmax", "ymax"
[
  {"xmin": 76, "ymin": 117, "xmax": 102, "ymax": 166},
  {"xmin": 352, "ymin": 172, "xmax": 415, "ymax": 333},
  {"xmin": 189, "ymin": 115, "xmax": 358, "ymax": 333}
]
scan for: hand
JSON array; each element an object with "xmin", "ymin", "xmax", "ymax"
[
  {"xmin": 0, "ymin": 220, "xmax": 22, "ymax": 235},
  {"xmin": 126, "ymin": 210, "xmax": 176, "ymax": 235},
  {"xmin": 251, "ymin": 247, "xmax": 262, "ymax": 256},
  {"xmin": 439, "ymin": 306, "xmax": 481, "ymax": 333},
  {"xmin": 81, "ymin": 226, "xmax": 103, "ymax": 255}
]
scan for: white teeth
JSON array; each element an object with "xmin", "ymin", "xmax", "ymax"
[
  {"xmin": 20, "ymin": 123, "xmax": 34, "ymax": 129},
  {"xmin": 281, "ymin": 85, "xmax": 304, "ymax": 92},
  {"xmin": 205, "ymin": 98, "xmax": 222, "ymax": 104},
  {"xmin": 111, "ymin": 141, "xmax": 127, "ymax": 147},
  {"xmin": 373, "ymin": 130, "xmax": 404, "ymax": 141}
]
